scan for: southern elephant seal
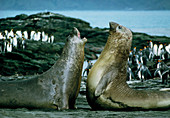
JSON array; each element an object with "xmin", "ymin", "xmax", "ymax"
[
  {"xmin": 0, "ymin": 27, "xmax": 87, "ymax": 110},
  {"xmin": 86, "ymin": 22, "xmax": 170, "ymax": 110}
]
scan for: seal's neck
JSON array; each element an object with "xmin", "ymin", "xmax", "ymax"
[
  {"xmin": 61, "ymin": 41, "xmax": 84, "ymax": 60},
  {"xmin": 99, "ymin": 36, "xmax": 130, "ymax": 67}
]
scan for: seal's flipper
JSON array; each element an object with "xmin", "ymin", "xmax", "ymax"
[{"xmin": 95, "ymin": 67, "xmax": 118, "ymax": 97}]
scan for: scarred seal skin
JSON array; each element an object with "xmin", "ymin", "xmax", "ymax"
[
  {"xmin": 86, "ymin": 22, "xmax": 170, "ymax": 110},
  {"xmin": 0, "ymin": 27, "xmax": 87, "ymax": 110}
]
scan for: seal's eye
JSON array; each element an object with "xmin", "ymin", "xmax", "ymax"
[{"xmin": 118, "ymin": 26, "xmax": 122, "ymax": 29}]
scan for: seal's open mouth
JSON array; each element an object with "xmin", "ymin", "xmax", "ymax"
[
  {"xmin": 71, "ymin": 27, "xmax": 87, "ymax": 42},
  {"xmin": 73, "ymin": 27, "xmax": 81, "ymax": 38},
  {"xmin": 72, "ymin": 27, "xmax": 87, "ymax": 42}
]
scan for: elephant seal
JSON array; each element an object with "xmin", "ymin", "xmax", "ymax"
[
  {"xmin": 86, "ymin": 22, "xmax": 170, "ymax": 110},
  {"xmin": 0, "ymin": 27, "xmax": 87, "ymax": 110}
]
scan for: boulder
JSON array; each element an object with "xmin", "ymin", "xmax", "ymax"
[{"xmin": 0, "ymin": 12, "xmax": 170, "ymax": 76}]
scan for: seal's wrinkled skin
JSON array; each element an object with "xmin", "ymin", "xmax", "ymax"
[
  {"xmin": 0, "ymin": 28, "xmax": 87, "ymax": 110},
  {"xmin": 86, "ymin": 22, "xmax": 170, "ymax": 110}
]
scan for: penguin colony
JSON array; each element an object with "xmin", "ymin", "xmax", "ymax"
[
  {"xmin": 127, "ymin": 40, "xmax": 170, "ymax": 84},
  {"xmin": 0, "ymin": 29, "xmax": 169, "ymax": 84},
  {"xmin": 0, "ymin": 29, "xmax": 55, "ymax": 53}
]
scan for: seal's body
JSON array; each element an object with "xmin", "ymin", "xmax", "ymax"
[
  {"xmin": 0, "ymin": 28, "xmax": 87, "ymax": 110},
  {"xmin": 86, "ymin": 22, "xmax": 170, "ymax": 110}
]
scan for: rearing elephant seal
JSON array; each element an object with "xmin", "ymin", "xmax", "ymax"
[
  {"xmin": 86, "ymin": 22, "xmax": 170, "ymax": 110},
  {"xmin": 0, "ymin": 27, "xmax": 87, "ymax": 110}
]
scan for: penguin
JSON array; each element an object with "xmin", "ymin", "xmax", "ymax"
[
  {"xmin": 153, "ymin": 43, "xmax": 158, "ymax": 56},
  {"xmin": 6, "ymin": 41, "xmax": 12, "ymax": 52},
  {"xmin": 158, "ymin": 44, "xmax": 163, "ymax": 56},
  {"xmin": 8, "ymin": 29, "xmax": 14, "ymax": 38},
  {"xmin": 154, "ymin": 60, "xmax": 170, "ymax": 84},
  {"xmin": 0, "ymin": 32, "xmax": 4, "ymax": 39},
  {"xmin": 143, "ymin": 46, "xmax": 149, "ymax": 57},
  {"xmin": 142, "ymin": 46, "xmax": 149, "ymax": 63},
  {"xmin": 30, "ymin": 31, "xmax": 36, "ymax": 40},
  {"xmin": 83, "ymin": 60, "xmax": 93, "ymax": 77},
  {"xmin": 27, "ymin": 30, "xmax": 31, "ymax": 39},
  {"xmin": 4, "ymin": 30, "xmax": 8, "ymax": 39},
  {"xmin": 34, "ymin": 31, "xmax": 41, "ymax": 41},
  {"xmin": 41, "ymin": 31, "xmax": 46, "ymax": 42},
  {"xmin": 44, "ymin": 33, "xmax": 48, "ymax": 42},
  {"xmin": 159, "ymin": 46, "xmax": 167, "ymax": 60},
  {"xmin": 165, "ymin": 44, "xmax": 170, "ymax": 54},
  {"xmin": 48, "ymin": 37, "xmax": 51, "ymax": 43},
  {"xmin": 1, "ymin": 31, "xmax": 8, "ymax": 53},
  {"xmin": 17, "ymin": 37, "xmax": 22, "ymax": 49},
  {"xmin": 22, "ymin": 32, "xmax": 25, "ymax": 39},
  {"xmin": 134, "ymin": 54, "xmax": 140, "ymax": 65},
  {"xmin": 154, "ymin": 60, "xmax": 162, "ymax": 80},
  {"xmin": 136, "ymin": 61, "xmax": 152, "ymax": 82},
  {"xmin": 164, "ymin": 44, "xmax": 170, "ymax": 59},
  {"xmin": 127, "ymin": 66, "xmax": 135, "ymax": 81},
  {"xmin": 133, "ymin": 47, "xmax": 137, "ymax": 55},
  {"xmin": 37, "ymin": 31, "xmax": 41, "ymax": 41},
  {"xmin": 12, "ymin": 34, "xmax": 18, "ymax": 48},
  {"xmin": 16, "ymin": 30, "xmax": 22, "ymax": 39},
  {"xmin": 149, "ymin": 40, "xmax": 153, "ymax": 49},
  {"xmin": 23, "ymin": 31, "xmax": 28, "ymax": 39},
  {"xmin": 148, "ymin": 47, "xmax": 154, "ymax": 61},
  {"xmin": 138, "ymin": 49, "xmax": 144, "ymax": 64},
  {"xmin": 41, "ymin": 31, "xmax": 45, "ymax": 42},
  {"xmin": 1, "ymin": 38, "xmax": 6, "ymax": 53},
  {"xmin": 41, "ymin": 31, "xmax": 45, "ymax": 41},
  {"xmin": 128, "ymin": 50, "xmax": 133, "ymax": 66},
  {"xmin": 135, "ymin": 61, "xmax": 141, "ymax": 80},
  {"xmin": 22, "ymin": 37, "xmax": 26, "ymax": 49},
  {"xmin": 51, "ymin": 35, "xmax": 54, "ymax": 43}
]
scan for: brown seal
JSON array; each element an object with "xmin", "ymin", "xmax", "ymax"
[
  {"xmin": 86, "ymin": 22, "xmax": 170, "ymax": 110},
  {"xmin": 0, "ymin": 27, "xmax": 87, "ymax": 110}
]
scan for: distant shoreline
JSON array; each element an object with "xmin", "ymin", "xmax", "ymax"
[
  {"xmin": 0, "ymin": 10, "xmax": 170, "ymax": 37},
  {"xmin": 0, "ymin": 12, "xmax": 169, "ymax": 76}
]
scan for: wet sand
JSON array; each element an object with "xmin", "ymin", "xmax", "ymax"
[
  {"xmin": 0, "ymin": 78, "xmax": 170, "ymax": 118},
  {"xmin": 0, "ymin": 102, "xmax": 170, "ymax": 118}
]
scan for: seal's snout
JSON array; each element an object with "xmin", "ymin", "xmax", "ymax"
[
  {"xmin": 109, "ymin": 22, "xmax": 119, "ymax": 31},
  {"xmin": 83, "ymin": 37, "xmax": 88, "ymax": 43},
  {"xmin": 72, "ymin": 27, "xmax": 80, "ymax": 38}
]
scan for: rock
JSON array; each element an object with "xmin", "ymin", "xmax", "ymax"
[{"xmin": 0, "ymin": 12, "xmax": 170, "ymax": 76}]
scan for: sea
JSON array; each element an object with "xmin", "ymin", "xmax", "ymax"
[
  {"xmin": 0, "ymin": 10, "xmax": 170, "ymax": 37},
  {"xmin": 0, "ymin": 10, "xmax": 170, "ymax": 118}
]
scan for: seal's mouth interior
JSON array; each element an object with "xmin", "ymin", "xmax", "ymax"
[
  {"xmin": 73, "ymin": 27, "xmax": 81, "ymax": 38},
  {"xmin": 70, "ymin": 27, "xmax": 87, "ymax": 43}
]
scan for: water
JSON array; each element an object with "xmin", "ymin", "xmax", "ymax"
[{"xmin": 0, "ymin": 10, "xmax": 170, "ymax": 36}]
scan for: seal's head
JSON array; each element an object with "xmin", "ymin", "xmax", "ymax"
[
  {"xmin": 109, "ymin": 22, "xmax": 132, "ymax": 45},
  {"xmin": 102, "ymin": 22, "xmax": 133, "ymax": 61},
  {"xmin": 62, "ymin": 27, "xmax": 87, "ymax": 57},
  {"xmin": 109, "ymin": 22, "xmax": 132, "ymax": 39},
  {"xmin": 67, "ymin": 27, "xmax": 87, "ymax": 45}
]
